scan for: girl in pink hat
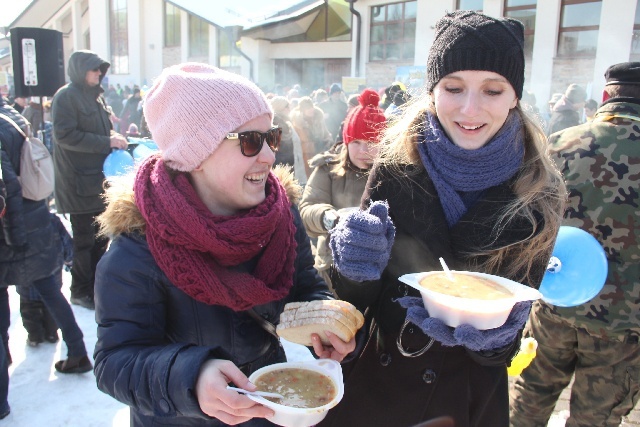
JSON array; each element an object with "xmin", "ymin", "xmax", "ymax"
[{"xmin": 93, "ymin": 63, "xmax": 355, "ymax": 426}]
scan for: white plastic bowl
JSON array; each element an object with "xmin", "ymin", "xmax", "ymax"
[
  {"xmin": 247, "ymin": 359, "xmax": 344, "ymax": 427},
  {"xmin": 398, "ymin": 271, "xmax": 542, "ymax": 330}
]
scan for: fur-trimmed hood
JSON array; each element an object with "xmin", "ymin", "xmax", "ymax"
[{"xmin": 98, "ymin": 164, "xmax": 302, "ymax": 238}]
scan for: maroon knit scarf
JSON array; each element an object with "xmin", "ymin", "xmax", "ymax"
[{"xmin": 134, "ymin": 154, "xmax": 297, "ymax": 311}]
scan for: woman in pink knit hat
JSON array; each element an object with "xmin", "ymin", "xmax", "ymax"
[
  {"xmin": 92, "ymin": 63, "xmax": 355, "ymax": 426},
  {"xmin": 299, "ymin": 88, "xmax": 386, "ymax": 292}
]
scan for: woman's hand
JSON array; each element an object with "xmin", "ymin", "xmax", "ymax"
[
  {"xmin": 310, "ymin": 331, "xmax": 356, "ymax": 362},
  {"xmin": 329, "ymin": 200, "xmax": 395, "ymax": 282},
  {"xmin": 195, "ymin": 359, "xmax": 274, "ymax": 425}
]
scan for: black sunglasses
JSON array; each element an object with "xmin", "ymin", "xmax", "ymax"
[{"xmin": 226, "ymin": 127, "xmax": 282, "ymax": 157}]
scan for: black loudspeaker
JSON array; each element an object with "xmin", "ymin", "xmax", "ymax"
[{"xmin": 11, "ymin": 27, "xmax": 65, "ymax": 98}]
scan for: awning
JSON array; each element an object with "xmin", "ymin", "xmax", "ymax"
[{"xmin": 168, "ymin": 0, "xmax": 309, "ymax": 29}]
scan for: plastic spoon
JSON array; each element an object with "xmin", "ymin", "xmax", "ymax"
[
  {"xmin": 439, "ymin": 257, "xmax": 455, "ymax": 282},
  {"xmin": 226, "ymin": 386, "xmax": 284, "ymax": 399}
]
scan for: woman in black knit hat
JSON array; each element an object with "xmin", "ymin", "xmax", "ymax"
[{"xmin": 320, "ymin": 11, "xmax": 566, "ymax": 427}]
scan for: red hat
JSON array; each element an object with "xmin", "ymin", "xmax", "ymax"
[{"xmin": 342, "ymin": 89, "xmax": 386, "ymax": 145}]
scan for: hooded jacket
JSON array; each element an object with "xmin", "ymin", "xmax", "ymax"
[
  {"xmin": 93, "ymin": 167, "xmax": 333, "ymax": 426},
  {"xmin": 51, "ymin": 50, "xmax": 113, "ymax": 214}
]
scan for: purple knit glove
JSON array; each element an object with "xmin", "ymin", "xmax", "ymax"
[
  {"xmin": 397, "ymin": 297, "xmax": 532, "ymax": 351},
  {"xmin": 329, "ymin": 201, "xmax": 395, "ymax": 282}
]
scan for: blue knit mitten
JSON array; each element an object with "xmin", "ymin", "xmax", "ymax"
[
  {"xmin": 329, "ymin": 201, "xmax": 395, "ymax": 282},
  {"xmin": 397, "ymin": 297, "xmax": 532, "ymax": 351}
]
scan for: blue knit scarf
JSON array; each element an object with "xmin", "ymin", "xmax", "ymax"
[{"xmin": 417, "ymin": 111, "xmax": 524, "ymax": 227}]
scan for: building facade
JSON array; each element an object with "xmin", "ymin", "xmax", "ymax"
[{"xmin": 2, "ymin": 0, "xmax": 639, "ymax": 112}]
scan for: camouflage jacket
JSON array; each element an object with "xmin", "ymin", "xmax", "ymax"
[{"xmin": 548, "ymin": 99, "xmax": 640, "ymax": 343}]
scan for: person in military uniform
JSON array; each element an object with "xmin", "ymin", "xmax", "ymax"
[{"xmin": 509, "ymin": 62, "xmax": 640, "ymax": 426}]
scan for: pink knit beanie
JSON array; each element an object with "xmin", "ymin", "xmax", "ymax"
[{"xmin": 143, "ymin": 63, "xmax": 273, "ymax": 171}]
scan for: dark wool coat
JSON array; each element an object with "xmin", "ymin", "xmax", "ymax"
[
  {"xmin": 93, "ymin": 174, "xmax": 333, "ymax": 426},
  {"xmin": 51, "ymin": 51, "xmax": 113, "ymax": 214},
  {"xmin": 0, "ymin": 101, "xmax": 59, "ymax": 287},
  {"xmin": 319, "ymin": 163, "xmax": 549, "ymax": 427}
]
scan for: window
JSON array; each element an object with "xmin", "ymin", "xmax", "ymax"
[
  {"xmin": 165, "ymin": 3, "xmax": 181, "ymax": 47},
  {"xmin": 189, "ymin": 14, "xmax": 209, "ymax": 57},
  {"xmin": 218, "ymin": 29, "xmax": 242, "ymax": 69},
  {"xmin": 369, "ymin": 1, "xmax": 417, "ymax": 62},
  {"xmin": 504, "ymin": 1, "xmax": 536, "ymax": 61},
  {"xmin": 557, "ymin": 0, "xmax": 601, "ymax": 57},
  {"xmin": 457, "ymin": 0, "xmax": 483, "ymax": 11},
  {"xmin": 109, "ymin": 0, "xmax": 128, "ymax": 74},
  {"xmin": 632, "ymin": 1, "xmax": 640, "ymax": 55}
]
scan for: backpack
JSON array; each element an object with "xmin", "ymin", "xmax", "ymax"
[{"xmin": 0, "ymin": 113, "xmax": 55, "ymax": 201}]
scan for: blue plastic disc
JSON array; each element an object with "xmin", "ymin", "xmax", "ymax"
[{"xmin": 539, "ymin": 226, "xmax": 608, "ymax": 307}]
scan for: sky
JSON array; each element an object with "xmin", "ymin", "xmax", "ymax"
[{"xmin": 1, "ymin": 0, "xmax": 33, "ymax": 28}]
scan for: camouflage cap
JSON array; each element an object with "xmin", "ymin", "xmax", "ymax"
[{"xmin": 604, "ymin": 62, "xmax": 640, "ymax": 86}]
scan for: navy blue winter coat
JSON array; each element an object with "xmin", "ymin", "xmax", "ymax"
[
  {"xmin": 93, "ymin": 172, "xmax": 333, "ymax": 426},
  {"xmin": 0, "ymin": 100, "xmax": 59, "ymax": 287}
]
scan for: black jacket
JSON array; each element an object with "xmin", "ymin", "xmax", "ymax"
[
  {"xmin": 51, "ymin": 51, "xmax": 113, "ymax": 214},
  {"xmin": 0, "ymin": 100, "xmax": 59, "ymax": 287},
  {"xmin": 320, "ymin": 163, "xmax": 548, "ymax": 427},
  {"xmin": 94, "ymin": 177, "xmax": 333, "ymax": 426}
]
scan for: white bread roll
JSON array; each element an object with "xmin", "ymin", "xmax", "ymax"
[{"xmin": 276, "ymin": 300, "xmax": 364, "ymax": 346}]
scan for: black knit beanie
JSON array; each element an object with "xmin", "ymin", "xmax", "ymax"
[{"xmin": 426, "ymin": 11, "xmax": 525, "ymax": 99}]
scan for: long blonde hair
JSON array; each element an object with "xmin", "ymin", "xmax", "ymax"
[{"xmin": 377, "ymin": 91, "xmax": 567, "ymax": 283}]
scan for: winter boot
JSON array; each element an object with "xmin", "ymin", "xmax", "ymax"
[{"xmin": 55, "ymin": 355, "xmax": 92, "ymax": 374}]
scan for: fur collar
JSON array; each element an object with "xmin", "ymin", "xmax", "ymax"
[{"xmin": 98, "ymin": 164, "xmax": 302, "ymax": 238}]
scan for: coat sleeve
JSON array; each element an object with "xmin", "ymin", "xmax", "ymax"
[
  {"xmin": 93, "ymin": 235, "xmax": 222, "ymax": 420},
  {"xmin": 0, "ymin": 147, "xmax": 26, "ymax": 247},
  {"xmin": 52, "ymin": 91, "xmax": 111, "ymax": 154},
  {"xmin": 287, "ymin": 206, "xmax": 334, "ymax": 302},
  {"xmin": 299, "ymin": 165, "xmax": 334, "ymax": 238}
]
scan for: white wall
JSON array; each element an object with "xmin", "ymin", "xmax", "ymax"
[
  {"xmin": 126, "ymin": 0, "xmax": 142, "ymax": 86},
  {"xmin": 141, "ymin": 0, "xmax": 165, "ymax": 85},
  {"xmin": 269, "ymin": 41, "xmax": 351, "ymax": 59},
  {"xmin": 592, "ymin": 0, "xmax": 637, "ymax": 98},
  {"xmin": 483, "ymin": 0, "xmax": 503, "ymax": 17},
  {"xmin": 88, "ymin": 0, "xmax": 109, "ymax": 60},
  {"xmin": 71, "ymin": 1, "xmax": 84, "ymax": 50},
  {"xmin": 528, "ymin": 0, "xmax": 561, "ymax": 112}
]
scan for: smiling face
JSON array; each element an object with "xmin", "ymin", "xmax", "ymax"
[
  {"xmin": 190, "ymin": 113, "xmax": 275, "ymax": 216},
  {"xmin": 432, "ymin": 70, "xmax": 518, "ymax": 150},
  {"xmin": 347, "ymin": 140, "xmax": 379, "ymax": 170}
]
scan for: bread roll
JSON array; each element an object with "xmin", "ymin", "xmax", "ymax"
[{"xmin": 276, "ymin": 300, "xmax": 364, "ymax": 346}]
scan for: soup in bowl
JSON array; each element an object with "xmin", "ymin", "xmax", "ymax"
[
  {"xmin": 399, "ymin": 271, "xmax": 542, "ymax": 330},
  {"xmin": 247, "ymin": 359, "xmax": 344, "ymax": 427}
]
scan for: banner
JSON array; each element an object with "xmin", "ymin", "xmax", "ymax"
[{"xmin": 395, "ymin": 66, "xmax": 426, "ymax": 95}]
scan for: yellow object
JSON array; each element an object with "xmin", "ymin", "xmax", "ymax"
[{"xmin": 507, "ymin": 337, "xmax": 538, "ymax": 376}]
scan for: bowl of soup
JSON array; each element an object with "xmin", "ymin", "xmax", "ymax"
[
  {"xmin": 247, "ymin": 359, "xmax": 344, "ymax": 427},
  {"xmin": 398, "ymin": 271, "xmax": 542, "ymax": 330}
]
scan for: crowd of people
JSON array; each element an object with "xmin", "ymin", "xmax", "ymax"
[{"xmin": 0, "ymin": 9, "xmax": 638, "ymax": 427}]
